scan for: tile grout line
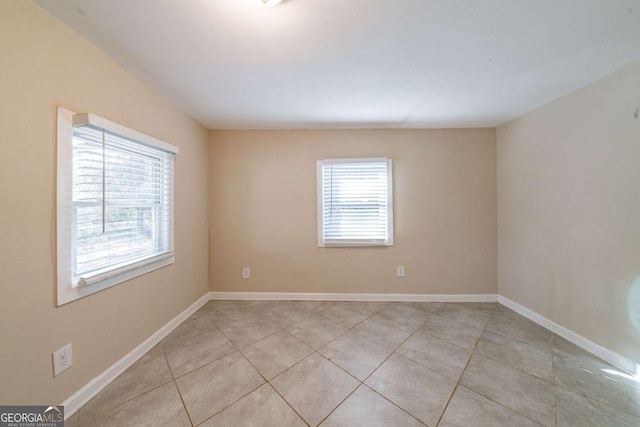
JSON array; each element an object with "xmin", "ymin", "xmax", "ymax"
[
  {"xmin": 487, "ymin": 310, "xmax": 554, "ymax": 348},
  {"xmin": 348, "ymin": 303, "xmax": 494, "ymax": 426},
  {"xmin": 188, "ymin": 345, "xmax": 265, "ymax": 426},
  {"xmin": 75, "ymin": 380, "xmax": 176, "ymax": 427},
  {"xmin": 195, "ymin": 381, "xmax": 266, "ymax": 426},
  {"xmin": 313, "ymin": 306, "xmax": 431, "ymax": 427},
  {"xmin": 266, "ymin": 381, "xmax": 311, "ymax": 427},
  {"xmin": 76, "ymin": 345, "xmax": 193, "ymax": 426},
  {"xmin": 317, "ymin": 304, "xmax": 453, "ymax": 425},
  {"xmin": 228, "ymin": 303, "xmax": 377, "ymax": 385},
  {"xmin": 552, "ymin": 382, "xmax": 640, "ymax": 421},
  {"xmin": 314, "ymin": 303, "xmax": 410, "ymax": 383},
  {"xmin": 261, "ymin": 307, "xmax": 381, "ymax": 386},
  {"xmin": 161, "ymin": 347, "xmax": 196, "ymax": 427},
  {"xmin": 436, "ymin": 308, "xmax": 548, "ymax": 427},
  {"xmin": 260, "ymin": 302, "xmax": 416, "ymax": 425},
  {"xmin": 377, "ymin": 305, "xmax": 487, "ymax": 384},
  {"xmin": 432, "ymin": 306, "xmax": 492, "ymax": 427},
  {"xmin": 470, "ymin": 341, "xmax": 554, "ymax": 383},
  {"xmin": 365, "ymin": 385, "xmax": 429, "ymax": 426},
  {"xmin": 314, "ymin": 385, "xmax": 364, "ymax": 426},
  {"xmin": 76, "ymin": 368, "xmax": 176, "ymax": 426},
  {"xmin": 235, "ymin": 302, "xmax": 365, "ymax": 426},
  {"xmin": 164, "ymin": 323, "xmax": 240, "ymax": 382},
  {"xmin": 550, "ymin": 336, "xmax": 640, "ymax": 420},
  {"xmin": 352, "ymin": 314, "xmax": 434, "ymax": 426},
  {"xmin": 212, "ymin": 317, "xmax": 311, "ymax": 426},
  {"xmin": 190, "ymin": 323, "xmax": 268, "ymax": 426},
  {"xmin": 461, "ymin": 307, "xmax": 564, "ymax": 387}
]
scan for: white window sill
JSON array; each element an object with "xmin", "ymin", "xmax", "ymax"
[
  {"xmin": 57, "ymin": 255, "xmax": 174, "ymax": 306},
  {"xmin": 319, "ymin": 240, "xmax": 394, "ymax": 247}
]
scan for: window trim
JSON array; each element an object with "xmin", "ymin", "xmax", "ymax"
[
  {"xmin": 317, "ymin": 157, "xmax": 394, "ymax": 248},
  {"xmin": 56, "ymin": 107, "xmax": 178, "ymax": 306}
]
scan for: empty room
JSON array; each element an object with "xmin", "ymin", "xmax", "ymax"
[{"xmin": 1, "ymin": 0, "xmax": 639, "ymax": 426}]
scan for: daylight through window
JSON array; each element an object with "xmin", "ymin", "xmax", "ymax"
[
  {"xmin": 56, "ymin": 109, "xmax": 178, "ymax": 305},
  {"xmin": 72, "ymin": 125, "xmax": 174, "ymax": 285},
  {"xmin": 317, "ymin": 158, "xmax": 393, "ymax": 247}
]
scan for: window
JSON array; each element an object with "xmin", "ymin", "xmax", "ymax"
[
  {"xmin": 317, "ymin": 158, "xmax": 393, "ymax": 247},
  {"xmin": 56, "ymin": 108, "xmax": 178, "ymax": 305}
]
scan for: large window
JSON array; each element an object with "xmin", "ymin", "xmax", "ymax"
[
  {"xmin": 56, "ymin": 108, "xmax": 178, "ymax": 305},
  {"xmin": 317, "ymin": 158, "xmax": 393, "ymax": 247}
]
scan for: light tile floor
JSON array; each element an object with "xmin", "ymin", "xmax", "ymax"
[{"xmin": 67, "ymin": 301, "xmax": 640, "ymax": 426}]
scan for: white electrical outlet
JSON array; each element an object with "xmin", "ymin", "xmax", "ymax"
[
  {"xmin": 242, "ymin": 267, "xmax": 250, "ymax": 279},
  {"xmin": 53, "ymin": 343, "xmax": 72, "ymax": 377},
  {"xmin": 397, "ymin": 265, "xmax": 405, "ymax": 277}
]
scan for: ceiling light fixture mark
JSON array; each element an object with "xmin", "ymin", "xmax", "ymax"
[{"xmin": 257, "ymin": 0, "xmax": 283, "ymax": 7}]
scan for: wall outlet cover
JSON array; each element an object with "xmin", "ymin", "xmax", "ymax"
[{"xmin": 53, "ymin": 343, "xmax": 73, "ymax": 377}]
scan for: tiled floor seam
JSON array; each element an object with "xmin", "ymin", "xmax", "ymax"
[
  {"xmin": 317, "ymin": 308, "xmax": 376, "ymax": 334},
  {"xmin": 480, "ymin": 310, "xmax": 555, "ymax": 376},
  {"xmin": 234, "ymin": 342, "xmax": 311, "ymax": 426},
  {"xmin": 259, "ymin": 309, "xmax": 426, "ymax": 426},
  {"xmin": 550, "ymin": 338, "xmax": 640, "ymax": 418},
  {"xmin": 307, "ymin": 308, "xmax": 377, "ymax": 364},
  {"xmin": 167, "ymin": 325, "xmax": 239, "ymax": 380},
  {"xmin": 76, "ymin": 378, "xmax": 176, "ymax": 427},
  {"xmin": 347, "ymin": 318, "xmax": 431, "ymax": 426},
  {"xmin": 313, "ymin": 383, "xmax": 362, "ymax": 426},
  {"xmin": 259, "ymin": 306, "xmax": 382, "ymax": 425},
  {"xmin": 317, "ymin": 384, "xmax": 428, "ymax": 427},
  {"xmin": 433, "ymin": 307, "xmax": 490, "ymax": 427},
  {"xmin": 473, "ymin": 347, "xmax": 553, "ymax": 383},
  {"xmin": 174, "ymin": 324, "xmax": 263, "ymax": 426},
  {"xmin": 438, "ymin": 308, "xmax": 547, "ymax": 427},
  {"xmin": 554, "ymin": 382, "xmax": 640, "ymax": 421},
  {"xmin": 487, "ymin": 311, "xmax": 553, "ymax": 349},
  {"xmin": 161, "ymin": 347, "xmax": 196, "ymax": 427},
  {"xmin": 231, "ymin": 314, "xmax": 366, "ymax": 384},
  {"xmin": 434, "ymin": 383, "xmax": 460, "ymax": 427},
  {"xmin": 358, "ymin": 316, "xmax": 428, "ymax": 384},
  {"xmin": 475, "ymin": 310, "xmax": 553, "ymax": 427},
  {"xmin": 266, "ymin": 382, "xmax": 312, "ymax": 427},
  {"xmin": 551, "ymin": 339, "xmax": 558, "ymax": 427},
  {"xmin": 192, "ymin": 381, "xmax": 266, "ymax": 427},
  {"xmin": 394, "ymin": 311, "xmax": 487, "ymax": 384},
  {"xmin": 484, "ymin": 327, "xmax": 551, "ymax": 351}
]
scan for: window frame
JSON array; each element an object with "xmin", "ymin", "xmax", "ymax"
[
  {"xmin": 316, "ymin": 157, "xmax": 394, "ymax": 248},
  {"xmin": 56, "ymin": 108, "xmax": 178, "ymax": 306}
]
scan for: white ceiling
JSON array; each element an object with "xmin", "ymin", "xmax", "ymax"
[{"xmin": 34, "ymin": 0, "xmax": 640, "ymax": 130}]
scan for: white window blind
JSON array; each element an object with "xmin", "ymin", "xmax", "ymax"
[
  {"xmin": 317, "ymin": 158, "xmax": 393, "ymax": 247},
  {"xmin": 71, "ymin": 124, "xmax": 175, "ymax": 286}
]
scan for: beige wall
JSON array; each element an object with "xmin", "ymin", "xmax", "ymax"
[
  {"xmin": 210, "ymin": 129, "xmax": 496, "ymax": 295},
  {"xmin": 497, "ymin": 61, "xmax": 640, "ymax": 363},
  {"xmin": 0, "ymin": 2, "xmax": 210, "ymax": 404}
]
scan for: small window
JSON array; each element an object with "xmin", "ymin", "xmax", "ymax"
[
  {"xmin": 317, "ymin": 158, "xmax": 393, "ymax": 247},
  {"xmin": 56, "ymin": 108, "xmax": 178, "ymax": 305}
]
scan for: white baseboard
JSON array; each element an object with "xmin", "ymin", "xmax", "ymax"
[
  {"xmin": 498, "ymin": 295, "xmax": 638, "ymax": 375},
  {"xmin": 210, "ymin": 291, "xmax": 498, "ymax": 303},
  {"xmin": 62, "ymin": 292, "xmax": 211, "ymax": 419}
]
